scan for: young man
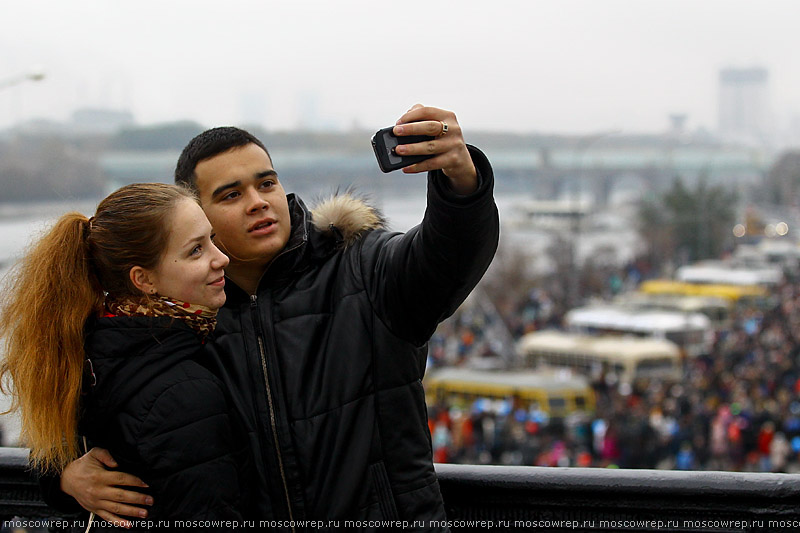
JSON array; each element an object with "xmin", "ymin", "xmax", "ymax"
[{"xmin": 48, "ymin": 105, "xmax": 499, "ymax": 529}]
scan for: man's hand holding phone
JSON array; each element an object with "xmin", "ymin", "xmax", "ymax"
[{"xmin": 373, "ymin": 104, "xmax": 478, "ymax": 195}]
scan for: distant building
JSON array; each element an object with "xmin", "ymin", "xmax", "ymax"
[
  {"xmin": 3, "ymin": 108, "xmax": 135, "ymax": 138},
  {"xmin": 718, "ymin": 67, "xmax": 770, "ymax": 146},
  {"xmin": 238, "ymin": 91, "xmax": 268, "ymax": 128},
  {"xmin": 70, "ymin": 108, "xmax": 134, "ymax": 135}
]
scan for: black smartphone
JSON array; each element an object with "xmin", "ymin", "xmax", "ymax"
[{"xmin": 371, "ymin": 126, "xmax": 435, "ymax": 173}]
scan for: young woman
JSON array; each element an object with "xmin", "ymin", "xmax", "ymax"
[{"xmin": 0, "ymin": 183, "xmax": 253, "ymax": 529}]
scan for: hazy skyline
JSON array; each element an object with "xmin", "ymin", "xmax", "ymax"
[{"xmin": 2, "ymin": 0, "xmax": 797, "ymax": 135}]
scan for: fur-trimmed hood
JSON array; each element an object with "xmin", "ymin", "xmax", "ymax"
[{"xmin": 309, "ymin": 193, "xmax": 386, "ymax": 246}]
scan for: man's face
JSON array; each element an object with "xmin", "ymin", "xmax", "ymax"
[{"xmin": 193, "ymin": 143, "xmax": 292, "ymax": 268}]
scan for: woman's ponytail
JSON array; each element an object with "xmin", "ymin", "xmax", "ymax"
[{"xmin": 0, "ymin": 212, "xmax": 103, "ymax": 472}]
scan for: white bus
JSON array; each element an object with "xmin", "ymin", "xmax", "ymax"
[
  {"xmin": 518, "ymin": 330, "xmax": 682, "ymax": 384},
  {"xmin": 614, "ymin": 292, "xmax": 731, "ymax": 330},
  {"xmin": 675, "ymin": 261, "xmax": 782, "ymax": 287},
  {"xmin": 564, "ymin": 305, "xmax": 713, "ymax": 357}
]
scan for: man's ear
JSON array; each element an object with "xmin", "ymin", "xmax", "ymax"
[{"xmin": 129, "ymin": 266, "xmax": 158, "ymax": 296}]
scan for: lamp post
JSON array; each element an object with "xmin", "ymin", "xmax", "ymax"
[
  {"xmin": 0, "ymin": 68, "xmax": 46, "ymax": 92},
  {"xmin": 0, "ymin": 68, "xmax": 46, "ymax": 129},
  {"xmin": 568, "ymin": 129, "xmax": 622, "ymax": 309}
]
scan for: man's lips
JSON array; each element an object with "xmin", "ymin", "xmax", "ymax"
[{"xmin": 248, "ymin": 218, "xmax": 277, "ymax": 233}]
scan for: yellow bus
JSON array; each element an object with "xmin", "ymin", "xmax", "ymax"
[
  {"xmin": 423, "ymin": 367, "xmax": 595, "ymax": 417},
  {"xmin": 518, "ymin": 330, "xmax": 682, "ymax": 384},
  {"xmin": 638, "ymin": 279, "xmax": 770, "ymax": 309}
]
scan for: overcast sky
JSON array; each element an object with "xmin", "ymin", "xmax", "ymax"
[{"xmin": 1, "ymin": 0, "xmax": 797, "ymax": 135}]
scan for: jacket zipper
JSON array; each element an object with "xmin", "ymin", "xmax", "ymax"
[{"xmin": 250, "ymin": 294, "xmax": 295, "ymax": 527}]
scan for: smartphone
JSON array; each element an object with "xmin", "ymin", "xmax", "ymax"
[{"xmin": 371, "ymin": 126, "xmax": 435, "ymax": 173}]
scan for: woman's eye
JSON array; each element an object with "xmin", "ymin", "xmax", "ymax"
[{"xmin": 191, "ymin": 245, "xmax": 202, "ymax": 256}]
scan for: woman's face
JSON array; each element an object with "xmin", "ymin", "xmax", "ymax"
[{"xmin": 147, "ymin": 198, "xmax": 229, "ymax": 310}]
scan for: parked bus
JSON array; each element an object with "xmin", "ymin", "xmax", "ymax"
[
  {"xmin": 423, "ymin": 367, "xmax": 595, "ymax": 417},
  {"xmin": 734, "ymin": 240, "xmax": 800, "ymax": 275},
  {"xmin": 614, "ymin": 292, "xmax": 731, "ymax": 330},
  {"xmin": 638, "ymin": 279, "xmax": 770, "ymax": 310},
  {"xmin": 518, "ymin": 330, "xmax": 682, "ymax": 384},
  {"xmin": 564, "ymin": 305, "xmax": 712, "ymax": 357},
  {"xmin": 675, "ymin": 262, "xmax": 782, "ymax": 287}
]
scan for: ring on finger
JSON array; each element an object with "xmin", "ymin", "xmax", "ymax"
[{"xmin": 437, "ymin": 121, "xmax": 448, "ymax": 137}]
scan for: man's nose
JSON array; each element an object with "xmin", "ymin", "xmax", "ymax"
[{"xmin": 246, "ymin": 188, "xmax": 268, "ymax": 213}]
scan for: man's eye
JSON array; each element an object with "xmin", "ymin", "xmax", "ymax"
[
  {"xmin": 222, "ymin": 191, "xmax": 240, "ymax": 201},
  {"xmin": 259, "ymin": 180, "xmax": 274, "ymax": 189}
]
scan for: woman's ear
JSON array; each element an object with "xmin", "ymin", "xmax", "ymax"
[{"xmin": 129, "ymin": 266, "xmax": 158, "ymax": 296}]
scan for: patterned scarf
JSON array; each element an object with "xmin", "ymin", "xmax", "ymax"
[{"xmin": 104, "ymin": 295, "xmax": 217, "ymax": 340}]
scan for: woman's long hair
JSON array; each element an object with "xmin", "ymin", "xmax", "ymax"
[{"xmin": 0, "ymin": 183, "xmax": 195, "ymax": 473}]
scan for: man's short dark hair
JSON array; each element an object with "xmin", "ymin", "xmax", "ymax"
[{"xmin": 174, "ymin": 126, "xmax": 271, "ymax": 191}]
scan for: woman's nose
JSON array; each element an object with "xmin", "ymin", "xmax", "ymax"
[{"xmin": 212, "ymin": 244, "xmax": 230, "ymax": 269}]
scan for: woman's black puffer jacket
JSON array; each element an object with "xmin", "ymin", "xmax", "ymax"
[{"xmin": 78, "ymin": 315, "xmax": 254, "ymax": 531}]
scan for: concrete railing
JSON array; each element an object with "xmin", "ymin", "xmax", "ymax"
[{"xmin": 1, "ymin": 447, "xmax": 799, "ymax": 531}]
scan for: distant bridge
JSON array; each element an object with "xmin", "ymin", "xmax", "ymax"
[
  {"xmin": 98, "ymin": 137, "xmax": 771, "ymax": 206},
  {"xmin": 489, "ymin": 142, "xmax": 769, "ymax": 207}
]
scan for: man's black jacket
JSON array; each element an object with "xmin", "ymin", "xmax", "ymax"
[{"xmin": 204, "ymin": 145, "xmax": 499, "ymax": 529}]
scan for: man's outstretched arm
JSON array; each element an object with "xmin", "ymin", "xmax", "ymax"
[
  {"xmin": 362, "ymin": 104, "xmax": 499, "ymax": 346},
  {"xmin": 42, "ymin": 447, "xmax": 153, "ymax": 528}
]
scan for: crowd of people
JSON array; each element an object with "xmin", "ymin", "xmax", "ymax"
[{"xmin": 427, "ymin": 274, "xmax": 800, "ymax": 473}]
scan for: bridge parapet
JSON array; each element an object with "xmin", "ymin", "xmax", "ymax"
[
  {"xmin": 0, "ymin": 448, "xmax": 798, "ymax": 531},
  {"xmin": 436, "ymin": 463, "xmax": 800, "ymax": 532}
]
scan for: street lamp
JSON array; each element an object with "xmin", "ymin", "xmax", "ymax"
[
  {"xmin": 568, "ymin": 129, "xmax": 622, "ymax": 308},
  {"xmin": 0, "ymin": 68, "xmax": 46, "ymax": 92}
]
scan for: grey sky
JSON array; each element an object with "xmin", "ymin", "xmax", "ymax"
[{"xmin": 1, "ymin": 0, "xmax": 796, "ymax": 134}]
